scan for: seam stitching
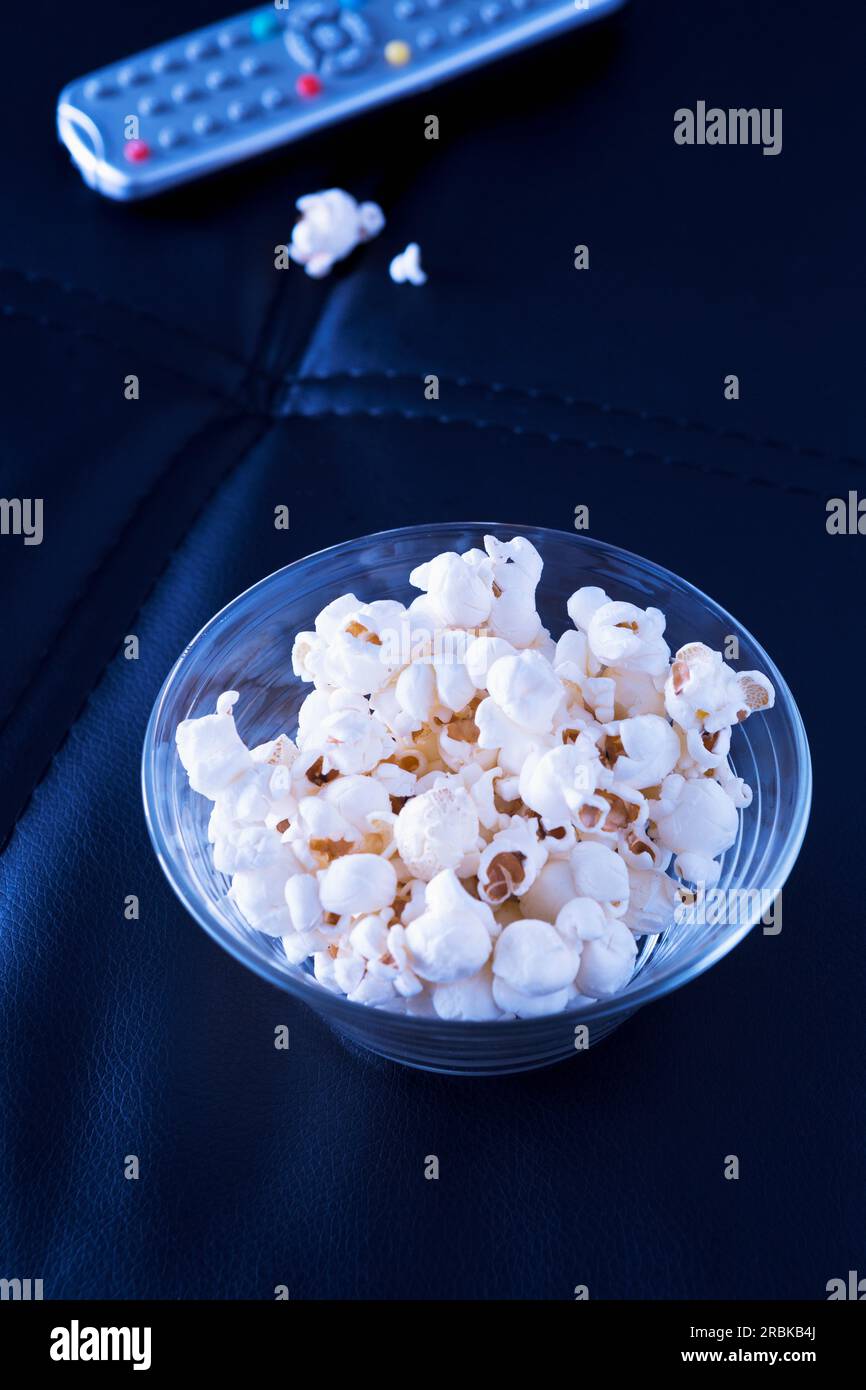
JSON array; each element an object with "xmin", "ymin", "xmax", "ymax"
[
  {"xmin": 2, "ymin": 266, "xmax": 860, "ymax": 467},
  {"xmin": 280, "ymin": 403, "xmax": 824, "ymax": 498}
]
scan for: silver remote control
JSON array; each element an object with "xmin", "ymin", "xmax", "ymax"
[{"xmin": 57, "ymin": 0, "xmax": 627, "ymax": 199}]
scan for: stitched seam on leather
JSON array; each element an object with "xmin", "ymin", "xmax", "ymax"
[
  {"xmin": 0, "ymin": 264, "xmax": 253, "ymax": 375},
  {"xmin": 287, "ymin": 370, "xmax": 865, "ymax": 469},
  {"xmin": 2, "ymin": 276, "xmax": 860, "ymax": 467},
  {"xmin": 278, "ymin": 404, "xmax": 823, "ymax": 498},
  {"xmin": 0, "ymin": 412, "xmax": 277, "ymax": 854},
  {"xmin": 0, "ymin": 303, "xmax": 266, "ymax": 415}
]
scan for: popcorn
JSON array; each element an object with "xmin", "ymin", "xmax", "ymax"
[
  {"xmin": 404, "ymin": 870, "xmax": 493, "ymax": 982},
  {"xmin": 483, "ymin": 534, "xmax": 544, "ymax": 647},
  {"xmin": 284, "ymin": 872, "xmax": 324, "ymax": 934},
  {"xmin": 493, "ymin": 919, "xmax": 580, "ymax": 996},
  {"xmin": 475, "ymin": 695, "xmax": 555, "ymax": 775},
  {"xmin": 176, "ymin": 533, "xmax": 776, "ymax": 1022},
  {"xmin": 520, "ymin": 858, "xmax": 581, "ymax": 923},
  {"xmin": 318, "ymin": 853, "xmax": 397, "ymax": 916},
  {"xmin": 569, "ymin": 841, "xmax": 630, "ymax": 911},
  {"xmin": 176, "ymin": 692, "xmax": 253, "ymax": 797},
  {"xmin": 394, "ymin": 783, "xmax": 479, "ymax": 881},
  {"xmin": 604, "ymin": 714, "xmax": 681, "ymax": 789},
  {"xmin": 389, "ymin": 242, "xmax": 427, "ymax": 286},
  {"xmin": 665, "ymin": 642, "xmax": 775, "ymax": 735},
  {"xmin": 486, "ymin": 650, "xmax": 564, "ymax": 733},
  {"xmin": 652, "ymin": 776, "xmax": 739, "ymax": 862},
  {"xmin": 557, "ymin": 899, "xmax": 638, "ymax": 998},
  {"xmin": 465, "ymin": 635, "xmax": 517, "ymax": 688},
  {"xmin": 568, "ymin": 588, "xmax": 670, "ymax": 676},
  {"xmin": 491, "ymin": 977, "xmax": 570, "ymax": 1019},
  {"xmin": 477, "ymin": 815, "xmax": 548, "ymax": 905},
  {"xmin": 289, "ymin": 188, "xmax": 385, "ymax": 279},
  {"xmin": 518, "ymin": 739, "xmax": 607, "ymax": 825},
  {"xmin": 433, "ymin": 968, "xmax": 504, "ymax": 1021},
  {"xmin": 409, "ymin": 550, "xmax": 493, "ymax": 628}
]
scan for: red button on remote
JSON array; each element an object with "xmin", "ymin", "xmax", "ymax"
[
  {"xmin": 296, "ymin": 73, "xmax": 322, "ymax": 99},
  {"xmin": 123, "ymin": 139, "xmax": 151, "ymax": 163}
]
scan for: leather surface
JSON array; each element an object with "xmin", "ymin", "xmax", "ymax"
[{"xmin": 0, "ymin": 0, "xmax": 862, "ymax": 1298}]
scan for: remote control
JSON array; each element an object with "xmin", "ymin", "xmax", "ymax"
[{"xmin": 57, "ymin": 0, "xmax": 627, "ymax": 200}]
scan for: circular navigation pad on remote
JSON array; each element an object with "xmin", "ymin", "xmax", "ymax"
[{"xmin": 285, "ymin": 3, "xmax": 375, "ymax": 77}]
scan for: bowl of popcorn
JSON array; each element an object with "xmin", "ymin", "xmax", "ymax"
[{"xmin": 142, "ymin": 524, "xmax": 811, "ymax": 1075}]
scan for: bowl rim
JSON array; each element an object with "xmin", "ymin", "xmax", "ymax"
[{"xmin": 141, "ymin": 521, "xmax": 813, "ymax": 1030}]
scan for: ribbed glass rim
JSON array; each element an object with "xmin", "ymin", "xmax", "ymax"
[{"xmin": 142, "ymin": 522, "xmax": 812, "ymax": 1031}]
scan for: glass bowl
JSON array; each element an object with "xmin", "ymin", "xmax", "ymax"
[{"xmin": 142, "ymin": 523, "xmax": 811, "ymax": 1076}]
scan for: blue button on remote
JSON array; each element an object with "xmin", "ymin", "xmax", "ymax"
[{"xmin": 57, "ymin": 0, "xmax": 628, "ymax": 199}]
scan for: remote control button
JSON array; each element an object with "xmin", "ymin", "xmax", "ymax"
[
  {"xmin": 193, "ymin": 112, "xmax": 221, "ymax": 135},
  {"xmin": 385, "ymin": 39, "xmax": 412, "ymax": 65},
  {"xmin": 260, "ymin": 86, "xmax": 287, "ymax": 109},
  {"xmin": 150, "ymin": 52, "xmax": 185, "ymax": 75},
  {"xmin": 447, "ymin": 14, "xmax": 471, "ymax": 35},
  {"xmin": 322, "ymin": 43, "xmax": 370, "ymax": 75},
  {"xmin": 218, "ymin": 26, "xmax": 252, "ymax": 49},
  {"xmin": 171, "ymin": 82, "xmax": 202, "ymax": 104},
  {"xmin": 205, "ymin": 68, "xmax": 237, "ymax": 90},
  {"xmin": 117, "ymin": 64, "xmax": 149, "ymax": 88},
  {"xmin": 394, "ymin": 0, "xmax": 418, "ymax": 15},
  {"xmin": 240, "ymin": 54, "xmax": 269, "ymax": 76},
  {"xmin": 186, "ymin": 37, "xmax": 219, "ymax": 61},
  {"xmin": 138, "ymin": 94, "xmax": 170, "ymax": 116},
  {"xmin": 296, "ymin": 72, "xmax": 323, "ymax": 97},
  {"xmin": 340, "ymin": 12, "xmax": 373, "ymax": 43},
  {"xmin": 157, "ymin": 125, "xmax": 187, "ymax": 148},
  {"xmin": 84, "ymin": 78, "xmax": 115, "ymax": 100},
  {"xmin": 415, "ymin": 25, "xmax": 439, "ymax": 48},
  {"xmin": 285, "ymin": 31, "xmax": 320, "ymax": 69},
  {"xmin": 312, "ymin": 22, "xmax": 346, "ymax": 50},
  {"xmin": 251, "ymin": 11, "xmax": 282, "ymax": 41},
  {"xmin": 226, "ymin": 99, "xmax": 253, "ymax": 121},
  {"xmin": 123, "ymin": 139, "xmax": 151, "ymax": 163},
  {"xmin": 480, "ymin": 2, "xmax": 504, "ymax": 20}
]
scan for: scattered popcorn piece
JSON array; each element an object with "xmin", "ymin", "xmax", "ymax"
[
  {"xmin": 176, "ymin": 533, "xmax": 777, "ymax": 1022},
  {"xmin": 389, "ymin": 242, "xmax": 427, "ymax": 286},
  {"xmin": 289, "ymin": 188, "xmax": 385, "ymax": 279}
]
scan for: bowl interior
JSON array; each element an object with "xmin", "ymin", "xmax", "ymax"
[{"xmin": 142, "ymin": 523, "xmax": 811, "ymax": 1070}]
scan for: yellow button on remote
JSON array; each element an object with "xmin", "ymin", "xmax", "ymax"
[{"xmin": 385, "ymin": 40, "xmax": 412, "ymax": 67}]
